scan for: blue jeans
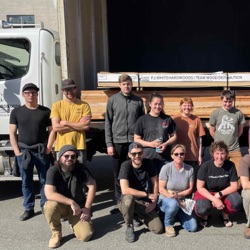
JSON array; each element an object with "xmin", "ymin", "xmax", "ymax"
[
  {"xmin": 158, "ymin": 197, "xmax": 197, "ymax": 232},
  {"xmin": 16, "ymin": 151, "xmax": 50, "ymax": 210}
]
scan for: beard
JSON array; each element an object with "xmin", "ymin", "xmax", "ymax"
[{"xmin": 58, "ymin": 159, "xmax": 75, "ymax": 172}]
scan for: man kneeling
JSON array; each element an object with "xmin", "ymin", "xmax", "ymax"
[
  {"xmin": 44, "ymin": 145, "xmax": 96, "ymax": 248},
  {"xmin": 118, "ymin": 142, "xmax": 163, "ymax": 243}
]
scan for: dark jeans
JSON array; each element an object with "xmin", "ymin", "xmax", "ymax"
[
  {"xmin": 112, "ymin": 143, "xmax": 130, "ymax": 202},
  {"xmin": 16, "ymin": 151, "xmax": 50, "ymax": 210}
]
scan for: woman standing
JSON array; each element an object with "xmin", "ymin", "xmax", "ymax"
[
  {"xmin": 158, "ymin": 144, "xmax": 197, "ymax": 237},
  {"xmin": 134, "ymin": 92, "xmax": 177, "ymax": 174},
  {"xmin": 173, "ymin": 97, "xmax": 205, "ymax": 168},
  {"xmin": 194, "ymin": 141, "xmax": 242, "ymax": 227}
]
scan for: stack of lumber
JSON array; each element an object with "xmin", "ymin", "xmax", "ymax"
[{"xmin": 81, "ymin": 89, "xmax": 250, "ymax": 121}]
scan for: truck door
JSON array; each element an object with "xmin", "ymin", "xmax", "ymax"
[{"xmin": 39, "ymin": 29, "xmax": 62, "ymax": 109}]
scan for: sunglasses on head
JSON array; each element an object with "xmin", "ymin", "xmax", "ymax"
[
  {"xmin": 173, "ymin": 152, "xmax": 185, "ymax": 157},
  {"xmin": 63, "ymin": 154, "xmax": 77, "ymax": 160},
  {"xmin": 130, "ymin": 151, "xmax": 143, "ymax": 157}
]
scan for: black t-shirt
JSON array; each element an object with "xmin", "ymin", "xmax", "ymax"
[
  {"xmin": 118, "ymin": 158, "xmax": 156, "ymax": 200},
  {"xmin": 10, "ymin": 105, "xmax": 51, "ymax": 145},
  {"xmin": 197, "ymin": 159, "xmax": 238, "ymax": 192},
  {"xmin": 134, "ymin": 113, "xmax": 177, "ymax": 161},
  {"xmin": 45, "ymin": 163, "xmax": 94, "ymax": 207}
]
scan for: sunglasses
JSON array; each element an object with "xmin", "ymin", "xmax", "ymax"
[
  {"xmin": 173, "ymin": 152, "xmax": 185, "ymax": 157},
  {"xmin": 63, "ymin": 154, "xmax": 77, "ymax": 160},
  {"xmin": 130, "ymin": 151, "xmax": 143, "ymax": 157}
]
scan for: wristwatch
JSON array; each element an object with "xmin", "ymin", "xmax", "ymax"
[{"xmin": 218, "ymin": 191, "xmax": 223, "ymax": 197}]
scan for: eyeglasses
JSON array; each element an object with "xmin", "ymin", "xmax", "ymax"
[
  {"xmin": 23, "ymin": 91, "xmax": 37, "ymax": 96},
  {"xmin": 130, "ymin": 151, "xmax": 143, "ymax": 157},
  {"xmin": 173, "ymin": 152, "xmax": 185, "ymax": 157},
  {"xmin": 63, "ymin": 154, "xmax": 77, "ymax": 160}
]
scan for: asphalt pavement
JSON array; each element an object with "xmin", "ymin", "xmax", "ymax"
[{"xmin": 0, "ymin": 152, "xmax": 250, "ymax": 250}]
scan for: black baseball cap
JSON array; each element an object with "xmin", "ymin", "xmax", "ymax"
[{"xmin": 22, "ymin": 83, "xmax": 39, "ymax": 92}]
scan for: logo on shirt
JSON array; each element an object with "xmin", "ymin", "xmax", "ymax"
[
  {"xmin": 162, "ymin": 121, "xmax": 168, "ymax": 129},
  {"xmin": 217, "ymin": 115, "xmax": 235, "ymax": 135},
  {"xmin": 208, "ymin": 174, "xmax": 229, "ymax": 179}
]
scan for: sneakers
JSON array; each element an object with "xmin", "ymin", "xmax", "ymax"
[
  {"xmin": 165, "ymin": 226, "xmax": 176, "ymax": 237},
  {"xmin": 49, "ymin": 232, "xmax": 62, "ymax": 248},
  {"xmin": 125, "ymin": 224, "xmax": 135, "ymax": 243},
  {"xmin": 110, "ymin": 205, "xmax": 119, "ymax": 214},
  {"xmin": 20, "ymin": 209, "xmax": 35, "ymax": 221},
  {"xmin": 244, "ymin": 228, "xmax": 250, "ymax": 239}
]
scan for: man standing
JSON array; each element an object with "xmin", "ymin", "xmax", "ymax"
[
  {"xmin": 238, "ymin": 154, "xmax": 250, "ymax": 239},
  {"xmin": 9, "ymin": 83, "xmax": 54, "ymax": 221},
  {"xmin": 105, "ymin": 74, "xmax": 145, "ymax": 214},
  {"xmin": 118, "ymin": 142, "xmax": 163, "ymax": 243},
  {"xmin": 209, "ymin": 90, "xmax": 245, "ymax": 177},
  {"xmin": 50, "ymin": 79, "xmax": 91, "ymax": 163},
  {"xmin": 44, "ymin": 145, "xmax": 96, "ymax": 248}
]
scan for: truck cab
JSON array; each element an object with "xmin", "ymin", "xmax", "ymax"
[{"xmin": 0, "ymin": 21, "xmax": 62, "ymax": 177}]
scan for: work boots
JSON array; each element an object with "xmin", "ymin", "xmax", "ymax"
[{"xmin": 48, "ymin": 232, "xmax": 62, "ymax": 248}]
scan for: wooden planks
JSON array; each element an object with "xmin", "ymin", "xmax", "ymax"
[{"xmin": 81, "ymin": 90, "xmax": 250, "ymax": 121}]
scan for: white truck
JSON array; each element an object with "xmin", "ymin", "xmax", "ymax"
[{"xmin": 0, "ymin": 21, "xmax": 62, "ymax": 177}]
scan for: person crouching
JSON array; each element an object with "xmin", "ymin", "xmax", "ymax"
[
  {"xmin": 118, "ymin": 142, "xmax": 163, "ymax": 243},
  {"xmin": 44, "ymin": 145, "xmax": 96, "ymax": 248}
]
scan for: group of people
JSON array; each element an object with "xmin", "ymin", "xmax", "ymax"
[
  {"xmin": 8, "ymin": 74, "xmax": 250, "ymax": 248},
  {"xmin": 104, "ymin": 74, "xmax": 249, "ymax": 241}
]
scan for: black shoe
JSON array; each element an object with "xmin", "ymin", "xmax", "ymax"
[
  {"xmin": 110, "ymin": 205, "xmax": 119, "ymax": 214},
  {"xmin": 20, "ymin": 209, "xmax": 35, "ymax": 221},
  {"xmin": 125, "ymin": 224, "xmax": 135, "ymax": 243}
]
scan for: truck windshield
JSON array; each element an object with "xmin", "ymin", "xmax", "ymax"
[{"xmin": 0, "ymin": 38, "xmax": 30, "ymax": 80}]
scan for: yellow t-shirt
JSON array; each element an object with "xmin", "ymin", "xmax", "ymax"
[{"xmin": 50, "ymin": 99, "xmax": 92, "ymax": 151}]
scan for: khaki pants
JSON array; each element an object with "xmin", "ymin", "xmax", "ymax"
[
  {"xmin": 228, "ymin": 150, "xmax": 242, "ymax": 188},
  {"xmin": 118, "ymin": 194, "xmax": 163, "ymax": 234},
  {"xmin": 228, "ymin": 150, "xmax": 242, "ymax": 173},
  {"xmin": 44, "ymin": 201, "xmax": 94, "ymax": 241},
  {"xmin": 242, "ymin": 190, "xmax": 250, "ymax": 228}
]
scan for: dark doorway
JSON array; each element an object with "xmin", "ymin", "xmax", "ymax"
[{"xmin": 107, "ymin": 0, "xmax": 250, "ymax": 73}]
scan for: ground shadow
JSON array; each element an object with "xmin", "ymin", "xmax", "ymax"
[{"xmin": 91, "ymin": 213, "xmax": 123, "ymax": 240}]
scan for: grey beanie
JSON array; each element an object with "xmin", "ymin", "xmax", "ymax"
[{"xmin": 58, "ymin": 145, "xmax": 79, "ymax": 159}]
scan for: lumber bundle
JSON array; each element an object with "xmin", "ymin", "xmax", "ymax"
[{"xmin": 81, "ymin": 90, "xmax": 250, "ymax": 121}]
